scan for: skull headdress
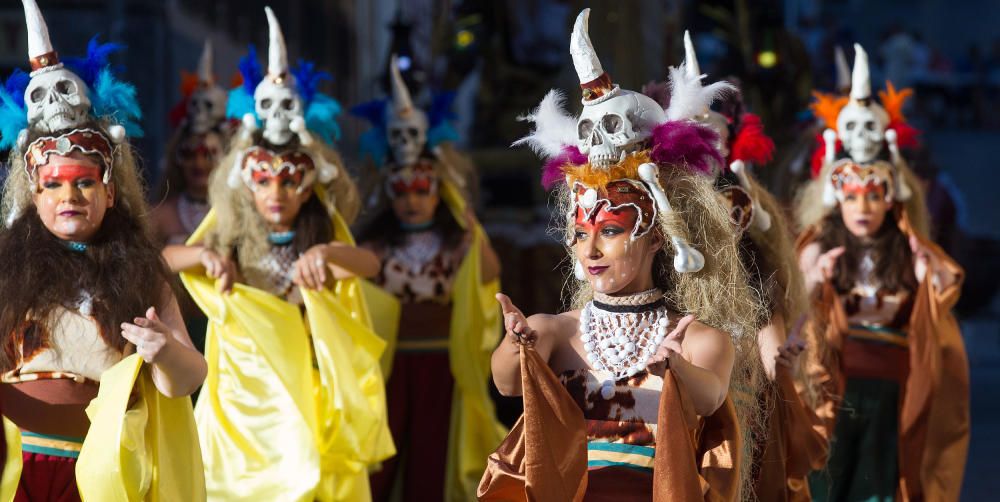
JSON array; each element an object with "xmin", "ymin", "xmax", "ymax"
[
  {"xmin": 808, "ymin": 44, "xmax": 918, "ymax": 207},
  {"xmin": 170, "ymin": 40, "xmax": 229, "ymax": 136},
  {"xmin": 223, "ymin": 6, "xmax": 344, "ymax": 195},
  {"xmin": 516, "ymin": 9, "xmax": 736, "ymax": 274},
  {"xmin": 0, "ymin": 0, "xmax": 144, "ymax": 203}
]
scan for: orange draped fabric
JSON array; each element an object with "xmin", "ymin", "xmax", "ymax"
[
  {"xmin": 796, "ymin": 213, "xmax": 969, "ymax": 501},
  {"xmin": 477, "ymin": 346, "xmax": 741, "ymax": 501}
]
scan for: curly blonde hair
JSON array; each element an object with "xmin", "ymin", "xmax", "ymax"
[
  {"xmin": 556, "ymin": 154, "xmax": 767, "ymax": 499},
  {"xmin": 203, "ymin": 128, "xmax": 360, "ymax": 271}
]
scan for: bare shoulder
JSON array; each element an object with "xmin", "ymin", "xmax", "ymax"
[
  {"xmin": 526, "ymin": 310, "xmax": 580, "ymax": 340},
  {"xmin": 681, "ymin": 320, "xmax": 734, "ymax": 361}
]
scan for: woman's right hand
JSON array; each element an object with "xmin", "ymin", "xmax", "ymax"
[
  {"xmin": 496, "ymin": 293, "xmax": 535, "ymax": 346},
  {"xmin": 807, "ymin": 246, "xmax": 846, "ymax": 286},
  {"xmin": 200, "ymin": 248, "xmax": 236, "ymax": 293}
]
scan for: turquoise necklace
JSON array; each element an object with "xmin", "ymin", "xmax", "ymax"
[{"xmin": 268, "ymin": 231, "xmax": 295, "ymax": 246}]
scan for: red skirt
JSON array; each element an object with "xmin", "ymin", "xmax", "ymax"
[{"xmin": 15, "ymin": 452, "xmax": 81, "ymax": 502}]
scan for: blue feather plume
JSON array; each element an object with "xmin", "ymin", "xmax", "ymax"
[
  {"xmin": 358, "ymin": 129, "xmax": 389, "ymax": 167},
  {"xmin": 291, "ymin": 60, "xmax": 331, "ymax": 106},
  {"xmin": 427, "ymin": 121, "xmax": 459, "ymax": 150},
  {"xmin": 428, "ymin": 91, "xmax": 457, "ymax": 128},
  {"xmin": 304, "ymin": 92, "xmax": 341, "ymax": 145},
  {"xmin": 63, "ymin": 36, "xmax": 125, "ymax": 88},
  {"xmin": 226, "ymin": 86, "xmax": 257, "ymax": 122},
  {"xmin": 238, "ymin": 45, "xmax": 264, "ymax": 95},
  {"xmin": 91, "ymin": 67, "xmax": 143, "ymax": 137},
  {"xmin": 0, "ymin": 71, "xmax": 29, "ymax": 150}
]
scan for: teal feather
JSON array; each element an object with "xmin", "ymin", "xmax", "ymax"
[
  {"xmin": 91, "ymin": 68, "xmax": 143, "ymax": 137},
  {"xmin": 304, "ymin": 92, "xmax": 341, "ymax": 145},
  {"xmin": 226, "ymin": 86, "xmax": 257, "ymax": 123}
]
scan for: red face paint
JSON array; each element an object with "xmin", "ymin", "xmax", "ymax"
[
  {"xmin": 390, "ymin": 177, "xmax": 434, "ymax": 195},
  {"xmin": 841, "ymin": 181, "xmax": 887, "ymax": 200},
  {"xmin": 37, "ymin": 163, "xmax": 102, "ymax": 184},
  {"xmin": 252, "ymin": 167, "xmax": 305, "ymax": 187},
  {"xmin": 575, "ymin": 201, "xmax": 639, "ymax": 234}
]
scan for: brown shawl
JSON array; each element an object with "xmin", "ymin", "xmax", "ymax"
[
  {"xmin": 796, "ymin": 212, "xmax": 969, "ymax": 501},
  {"xmin": 478, "ymin": 346, "xmax": 741, "ymax": 501}
]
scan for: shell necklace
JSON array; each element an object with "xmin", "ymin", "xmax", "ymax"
[{"xmin": 580, "ymin": 288, "xmax": 669, "ymax": 399}]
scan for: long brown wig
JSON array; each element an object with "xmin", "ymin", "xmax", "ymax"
[{"xmin": 0, "ymin": 123, "xmax": 171, "ymax": 368}]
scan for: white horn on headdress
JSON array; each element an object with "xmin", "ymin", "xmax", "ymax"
[
  {"xmin": 570, "ymin": 9, "xmax": 604, "ymax": 85},
  {"xmin": 683, "ymin": 31, "xmax": 701, "ymax": 79},
  {"xmin": 390, "ymin": 54, "xmax": 415, "ymax": 117},
  {"xmin": 22, "ymin": 0, "xmax": 60, "ymax": 74},
  {"xmin": 850, "ymin": 43, "xmax": 871, "ymax": 101},
  {"xmin": 834, "ymin": 45, "xmax": 851, "ymax": 92},
  {"xmin": 198, "ymin": 39, "xmax": 214, "ymax": 84},
  {"xmin": 730, "ymin": 160, "xmax": 772, "ymax": 232},
  {"xmin": 264, "ymin": 6, "xmax": 289, "ymax": 78},
  {"xmin": 884, "ymin": 129, "xmax": 912, "ymax": 201},
  {"xmin": 637, "ymin": 163, "xmax": 705, "ymax": 273}
]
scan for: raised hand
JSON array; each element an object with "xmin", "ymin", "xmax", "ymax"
[
  {"xmin": 647, "ymin": 314, "xmax": 696, "ymax": 376},
  {"xmin": 121, "ymin": 307, "xmax": 176, "ymax": 364},
  {"xmin": 496, "ymin": 293, "xmax": 535, "ymax": 346},
  {"xmin": 810, "ymin": 246, "xmax": 846, "ymax": 284}
]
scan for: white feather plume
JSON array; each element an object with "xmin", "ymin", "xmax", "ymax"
[
  {"xmin": 665, "ymin": 64, "xmax": 736, "ymax": 121},
  {"xmin": 512, "ymin": 89, "xmax": 578, "ymax": 159}
]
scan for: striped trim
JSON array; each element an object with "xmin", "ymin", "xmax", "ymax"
[
  {"xmin": 587, "ymin": 441, "xmax": 655, "ymax": 472},
  {"xmin": 396, "ymin": 338, "xmax": 450, "ymax": 352},
  {"xmin": 847, "ymin": 324, "xmax": 908, "ymax": 348},
  {"xmin": 21, "ymin": 431, "xmax": 84, "ymax": 459}
]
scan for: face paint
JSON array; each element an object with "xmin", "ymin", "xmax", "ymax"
[
  {"xmin": 839, "ymin": 181, "xmax": 890, "ymax": 239},
  {"xmin": 574, "ymin": 200, "xmax": 657, "ymax": 295},
  {"xmin": 31, "ymin": 154, "xmax": 112, "ymax": 242},
  {"xmin": 251, "ymin": 169, "xmax": 311, "ymax": 231}
]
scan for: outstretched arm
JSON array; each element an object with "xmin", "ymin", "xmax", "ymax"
[
  {"xmin": 490, "ymin": 293, "xmax": 569, "ymax": 397},
  {"xmin": 648, "ymin": 316, "xmax": 735, "ymax": 416},
  {"xmin": 293, "ymin": 242, "xmax": 381, "ymax": 289}
]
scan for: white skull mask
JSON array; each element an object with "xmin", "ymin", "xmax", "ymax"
[
  {"xmin": 187, "ymin": 86, "xmax": 228, "ymax": 134},
  {"xmin": 254, "ymin": 79, "xmax": 302, "ymax": 146},
  {"xmin": 386, "ymin": 110, "xmax": 428, "ymax": 166},
  {"xmin": 836, "ymin": 102, "xmax": 888, "ymax": 163},
  {"xmin": 576, "ymin": 90, "xmax": 666, "ymax": 168},
  {"xmin": 24, "ymin": 68, "xmax": 91, "ymax": 134}
]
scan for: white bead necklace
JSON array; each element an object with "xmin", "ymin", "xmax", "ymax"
[{"xmin": 579, "ymin": 288, "xmax": 670, "ymax": 399}]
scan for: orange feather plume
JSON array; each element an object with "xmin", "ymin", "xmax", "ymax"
[
  {"xmin": 810, "ymin": 91, "xmax": 848, "ymax": 131},
  {"xmin": 878, "ymin": 81, "xmax": 913, "ymax": 124}
]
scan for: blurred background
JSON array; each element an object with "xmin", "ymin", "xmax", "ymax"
[{"xmin": 1, "ymin": 0, "xmax": 997, "ymax": 495}]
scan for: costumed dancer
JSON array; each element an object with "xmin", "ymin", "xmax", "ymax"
[
  {"xmin": 0, "ymin": 0, "xmax": 207, "ymax": 499},
  {"xmin": 155, "ymin": 40, "xmax": 234, "ymax": 354},
  {"xmin": 796, "ymin": 44, "xmax": 969, "ymax": 501},
  {"xmin": 479, "ymin": 10, "xmax": 765, "ymax": 501},
  {"xmin": 168, "ymin": 7, "xmax": 394, "ymax": 501},
  {"xmin": 353, "ymin": 56, "xmax": 503, "ymax": 502},
  {"xmin": 680, "ymin": 33, "xmax": 829, "ymax": 500}
]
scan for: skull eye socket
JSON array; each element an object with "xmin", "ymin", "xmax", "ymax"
[
  {"xmin": 29, "ymin": 87, "xmax": 46, "ymax": 103},
  {"xmin": 864, "ymin": 120, "xmax": 876, "ymax": 131},
  {"xmin": 281, "ymin": 99, "xmax": 295, "ymax": 111},
  {"xmin": 601, "ymin": 114, "xmax": 623, "ymax": 133},
  {"xmin": 204, "ymin": 101, "xmax": 214, "ymax": 111},
  {"xmin": 260, "ymin": 98, "xmax": 273, "ymax": 109},
  {"xmin": 389, "ymin": 128, "xmax": 403, "ymax": 141},
  {"xmin": 845, "ymin": 121, "xmax": 856, "ymax": 131},
  {"xmin": 578, "ymin": 119, "xmax": 594, "ymax": 140},
  {"xmin": 54, "ymin": 79, "xmax": 76, "ymax": 95},
  {"xmin": 406, "ymin": 127, "xmax": 419, "ymax": 138}
]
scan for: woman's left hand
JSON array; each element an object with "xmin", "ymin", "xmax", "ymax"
[
  {"xmin": 121, "ymin": 307, "xmax": 175, "ymax": 364},
  {"xmin": 293, "ymin": 244, "xmax": 330, "ymax": 290},
  {"xmin": 647, "ymin": 315, "xmax": 696, "ymax": 376}
]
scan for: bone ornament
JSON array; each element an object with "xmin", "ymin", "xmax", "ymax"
[
  {"xmin": 636, "ymin": 162, "xmax": 705, "ymax": 273},
  {"xmin": 574, "ymin": 259, "xmax": 586, "ymax": 280},
  {"xmin": 186, "ymin": 40, "xmax": 228, "ymax": 135},
  {"xmin": 386, "ymin": 54, "xmax": 428, "ymax": 167},
  {"xmin": 836, "ymin": 44, "xmax": 890, "ymax": 164},
  {"xmin": 884, "ymin": 128, "xmax": 912, "ymax": 201},
  {"xmin": 729, "ymin": 160, "xmax": 771, "ymax": 231},
  {"xmin": 253, "ymin": 7, "xmax": 303, "ymax": 147}
]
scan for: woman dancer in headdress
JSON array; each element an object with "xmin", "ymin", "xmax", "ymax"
[
  {"xmin": 168, "ymin": 7, "xmax": 393, "ymax": 501},
  {"xmin": 679, "ymin": 32, "xmax": 829, "ymax": 500},
  {"xmin": 354, "ymin": 56, "xmax": 502, "ymax": 501},
  {"xmin": 480, "ymin": 10, "xmax": 765, "ymax": 501},
  {"xmin": 0, "ymin": 1, "xmax": 206, "ymax": 499},
  {"xmin": 797, "ymin": 44, "xmax": 968, "ymax": 501},
  {"xmin": 154, "ymin": 40, "xmax": 233, "ymax": 355}
]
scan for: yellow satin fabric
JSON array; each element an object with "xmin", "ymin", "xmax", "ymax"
[
  {"xmin": 2, "ymin": 417, "xmax": 22, "ymax": 502},
  {"xmin": 183, "ymin": 209, "xmax": 394, "ymax": 501},
  {"xmin": 76, "ymin": 354, "xmax": 206, "ymax": 501},
  {"xmin": 435, "ymin": 181, "xmax": 507, "ymax": 501}
]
